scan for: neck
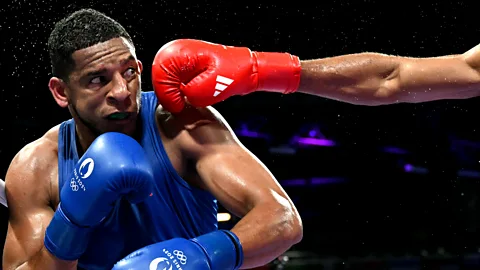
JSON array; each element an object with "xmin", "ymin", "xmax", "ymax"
[
  {"xmin": 74, "ymin": 118, "xmax": 142, "ymax": 157},
  {"xmin": 74, "ymin": 121, "xmax": 99, "ymax": 157}
]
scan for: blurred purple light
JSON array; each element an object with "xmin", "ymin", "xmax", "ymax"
[
  {"xmin": 281, "ymin": 179, "xmax": 307, "ymax": 186},
  {"xmin": 294, "ymin": 137, "xmax": 336, "ymax": 147},
  {"xmin": 281, "ymin": 177, "xmax": 345, "ymax": 186},
  {"xmin": 308, "ymin": 130, "xmax": 317, "ymax": 137},
  {"xmin": 311, "ymin": 177, "xmax": 345, "ymax": 185},
  {"xmin": 236, "ymin": 128, "xmax": 270, "ymax": 139},
  {"xmin": 403, "ymin": 164, "xmax": 429, "ymax": 174},
  {"xmin": 237, "ymin": 129, "xmax": 263, "ymax": 138},
  {"xmin": 457, "ymin": 170, "xmax": 480, "ymax": 178},
  {"xmin": 384, "ymin": 146, "xmax": 408, "ymax": 154},
  {"xmin": 404, "ymin": 164, "xmax": 413, "ymax": 172}
]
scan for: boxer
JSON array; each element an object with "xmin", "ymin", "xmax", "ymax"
[
  {"xmin": 3, "ymin": 9, "xmax": 302, "ymax": 270},
  {"xmin": 152, "ymin": 39, "xmax": 480, "ymax": 112}
]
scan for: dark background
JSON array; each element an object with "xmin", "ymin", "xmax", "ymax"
[{"xmin": 2, "ymin": 0, "xmax": 480, "ymax": 269}]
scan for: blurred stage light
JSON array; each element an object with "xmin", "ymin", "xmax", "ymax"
[
  {"xmin": 235, "ymin": 123, "xmax": 270, "ymax": 139},
  {"xmin": 281, "ymin": 177, "xmax": 345, "ymax": 187},
  {"xmin": 217, "ymin": 213, "xmax": 231, "ymax": 222},
  {"xmin": 383, "ymin": 146, "xmax": 409, "ymax": 155},
  {"xmin": 268, "ymin": 145, "xmax": 297, "ymax": 155},
  {"xmin": 293, "ymin": 136, "xmax": 336, "ymax": 147},
  {"xmin": 404, "ymin": 164, "xmax": 429, "ymax": 174},
  {"xmin": 457, "ymin": 169, "xmax": 480, "ymax": 178},
  {"xmin": 290, "ymin": 123, "xmax": 337, "ymax": 147}
]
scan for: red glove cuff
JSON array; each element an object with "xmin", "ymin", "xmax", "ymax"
[{"xmin": 255, "ymin": 52, "xmax": 301, "ymax": 94}]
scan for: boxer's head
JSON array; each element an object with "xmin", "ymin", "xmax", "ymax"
[{"xmin": 47, "ymin": 9, "xmax": 142, "ymax": 138}]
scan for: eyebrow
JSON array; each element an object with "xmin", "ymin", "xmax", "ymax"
[
  {"xmin": 86, "ymin": 68, "xmax": 107, "ymax": 77},
  {"xmin": 120, "ymin": 55, "xmax": 136, "ymax": 66},
  {"xmin": 84, "ymin": 55, "xmax": 136, "ymax": 77}
]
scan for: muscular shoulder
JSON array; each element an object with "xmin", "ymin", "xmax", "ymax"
[
  {"xmin": 156, "ymin": 105, "xmax": 237, "ymax": 156},
  {"xmin": 5, "ymin": 125, "xmax": 60, "ymax": 209},
  {"xmin": 10, "ymin": 125, "xmax": 59, "ymax": 170}
]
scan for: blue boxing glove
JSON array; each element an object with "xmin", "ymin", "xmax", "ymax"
[
  {"xmin": 44, "ymin": 132, "xmax": 154, "ymax": 261},
  {"xmin": 112, "ymin": 230, "xmax": 244, "ymax": 270}
]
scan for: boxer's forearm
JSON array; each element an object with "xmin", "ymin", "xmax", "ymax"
[
  {"xmin": 15, "ymin": 246, "xmax": 77, "ymax": 270},
  {"xmin": 297, "ymin": 53, "xmax": 400, "ymax": 105},
  {"xmin": 231, "ymin": 202, "xmax": 302, "ymax": 269},
  {"xmin": 296, "ymin": 51, "xmax": 480, "ymax": 104}
]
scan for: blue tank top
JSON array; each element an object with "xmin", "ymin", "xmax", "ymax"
[{"xmin": 57, "ymin": 91, "xmax": 219, "ymax": 270}]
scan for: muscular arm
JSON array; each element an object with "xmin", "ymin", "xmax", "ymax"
[
  {"xmin": 297, "ymin": 43, "xmax": 480, "ymax": 105},
  {"xmin": 2, "ymin": 139, "xmax": 77, "ymax": 270},
  {"xmin": 175, "ymin": 106, "xmax": 302, "ymax": 269}
]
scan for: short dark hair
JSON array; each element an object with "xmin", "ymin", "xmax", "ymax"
[{"xmin": 48, "ymin": 8, "xmax": 134, "ymax": 81}]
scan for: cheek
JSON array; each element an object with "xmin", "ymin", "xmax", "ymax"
[
  {"xmin": 75, "ymin": 94, "xmax": 104, "ymax": 114},
  {"xmin": 129, "ymin": 78, "xmax": 141, "ymax": 93},
  {"xmin": 129, "ymin": 80, "xmax": 142, "ymax": 100}
]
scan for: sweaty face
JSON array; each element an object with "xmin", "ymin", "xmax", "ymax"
[{"xmin": 66, "ymin": 37, "xmax": 142, "ymax": 137}]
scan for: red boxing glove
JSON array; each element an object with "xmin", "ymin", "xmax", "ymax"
[{"xmin": 152, "ymin": 39, "xmax": 301, "ymax": 113}]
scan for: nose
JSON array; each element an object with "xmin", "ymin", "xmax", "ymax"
[{"xmin": 107, "ymin": 73, "xmax": 131, "ymax": 105}]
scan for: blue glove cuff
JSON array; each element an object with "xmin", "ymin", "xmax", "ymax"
[
  {"xmin": 44, "ymin": 204, "xmax": 92, "ymax": 261},
  {"xmin": 222, "ymin": 230, "xmax": 244, "ymax": 269},
  {"xmin": 192, "ymin": 230, "xmax": 244, "ymax": 270}
]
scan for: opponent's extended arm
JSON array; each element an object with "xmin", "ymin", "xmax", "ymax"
[
  {"xmin": 2, "ymin": 140, "xmax": 77, "ymax": 270},
  {"xmin": 152, "ymin": 39, "xmax": 480, "ymax": 112},
  {"xmin": 297, "ymin": 44, "xmax": 480, "ymax": 105}
]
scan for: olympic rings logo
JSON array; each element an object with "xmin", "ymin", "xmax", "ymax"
[
  {"xmin": 70, "ymin": 179, "xmax": 79, "ymax": 191},
  {"xmin": 173, "ymin": 250, "xmax": 187, "ymax": 265}
]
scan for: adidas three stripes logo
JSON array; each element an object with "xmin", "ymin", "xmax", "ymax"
[{"xmin": 213, "ymin": 75, "xmax": 234, "ymax": 97}]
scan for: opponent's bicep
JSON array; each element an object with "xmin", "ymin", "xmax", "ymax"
[{"xmin": 3, "ymin": 162, "xmax": 55, "ymax": 269}]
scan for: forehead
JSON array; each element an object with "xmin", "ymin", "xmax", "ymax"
[{"xmin": 71, "ymin": 37, "xmax": 137, "ymax": 76}]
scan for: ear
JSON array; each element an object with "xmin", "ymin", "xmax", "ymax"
[
  {"xmin": 137, "ymin": 60, "xmax": 143, "ymax": 74},
  {"xmin": 48, "ymin": 77, "xmax": 69, "ymax": 108}
]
